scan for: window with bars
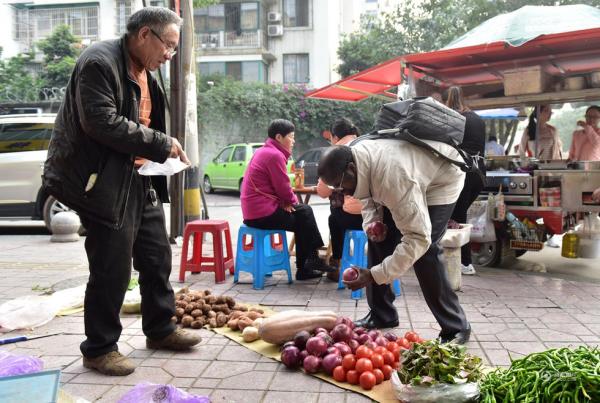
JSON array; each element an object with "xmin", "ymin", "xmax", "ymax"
[
  {"xmin": 283, "ymin": 0, "xmax": 309, "ymax": 27},
  {"xmin": 194, "ymin": 2, "xmax": 259, "ymax": 33},
  {"xmin": 116, "ymin": 0, "xmax": 133, "ymax": 35},
  {"xmin": 13, "ymin": 6, "xmax": 99, "ymax": 47},
  {"xmin": 283, "ymin": 54, "xmax": 309, "ymax": 83}
]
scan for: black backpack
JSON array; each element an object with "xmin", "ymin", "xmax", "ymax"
[{"xmin": 353, "ymin": 97, "xmax": 484, "ymax": 179}]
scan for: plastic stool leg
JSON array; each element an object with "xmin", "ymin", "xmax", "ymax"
[
  {"xmin": 252, "ymin": 231, "xmax": 266, "ymax": 290},
  {"xmin": 393, "ymin": 279, "xmax": 401, "ymax": 296},
  {"xmin": 179, "ymin": 228, "xmax": 190, "ymax": 282},
  {"xmin": 224, "ymin": 226, "xmax": 235, "ymax": 275},
  {"xmin": 213, "ymin": 230, "xmax": 226, "ymax": 283},
  {"xmin": 351, "ymin": 289, "xmax": 363, "ymax": 300}
]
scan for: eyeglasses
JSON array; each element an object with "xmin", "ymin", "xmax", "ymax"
[
  {"xmin": 586, "ymin": 114, "xmax": 600, "ymax": 120},
  {"xmin": 149, "ymin": 28, "xmax": 177, "ymax": 57}
]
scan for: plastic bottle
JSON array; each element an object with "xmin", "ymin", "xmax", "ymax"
[
  {"xmin": 496, "ymin": 192, "xmax": 506, "ymax": 221},
  {"xmin": 561, "ymin": 231, "xmax": 579, "ymax": 258},
  {"xmin": 488, "ymin": 192, "xmax": 496, "ymax": 220}
]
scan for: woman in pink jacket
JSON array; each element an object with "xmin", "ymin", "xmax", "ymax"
[
  {"xmin": 241, "ymin": 119, "xmax": 332, "ymax": 280},
  {"xmin": 316, "ymin": 118, "xmax": 364, "ymax": 281}
]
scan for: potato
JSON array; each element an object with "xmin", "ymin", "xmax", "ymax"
[
  {"xmin": 233, "ymin": 304, "xmax": 248, "ymax": 312},
  {"xmin": 206, "ymin": 295, "xmax": 217, "ymax": 304},
  {"xmin": 184, "ymin": 305, "xmax": 195, "ymax": 314},
  {"xmin": 175, "ymin": 307, "xmax": 185, "ymax": 317},
  {"xmin": 191, "ymin": 309, "xmax": 202, "ymax": 318},
  {"xmin": 229, "ymin": 311, "xmax": 244, "ymax": 320},
  {"xmin": 242, "ymin": 326, "xmax": 259, "ymax": 342},
  {"xmin": 246, "ymin": 311, "xmax": 261, "ymax": 320},
  {"xmin": 216, "ymin": 313, "xmax": 228, "ymax": 327},
  {"xmin": 215, "ymin": 296, "xmax": 227, "ymax": 305},
  {"xmin": 237, "ymin": 316, "xmax": 254, "ymax": 331},
  {"xmin": 225, "ymin": 296, "xmax": 236, "ymax": 308},
  {"xmin": 207, "ymin": 310, "xmax": 217, "ymax": 318},
  {"xmin": 208, "ymin": 318, "xmax": 217, "ymax": 328},
  {"xmin": 249, "ymin": 307, "xmax": 264, "ymax": 314},
  {"xmin": 191, "ymin": 320, "xmax": 204, "ymax": 329},
  {"xmin": 227, "ymin": 318, "xmax": 239, "ymax": 330},
  {"xmin": 170, "ymin": 316, "xmax": 177, "ymax": 324},
  {"xmin": 201, "ymin": 304, "xmax": 211, "ymax": 314},
  {"xmin": 181, "ymin": 315, "xmax": 193, "ymax": 327}
]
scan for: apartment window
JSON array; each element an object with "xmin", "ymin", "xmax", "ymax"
[
  {"xmin": 196, "ymin": 3, "xmax": 259, "ymax": 33},
  {"xmin": 199, "ymin": 61, "xmax": 266, "ymax": 83},
  {"xmin": 226, "ymin": 62, "xmax": 242, "ymax": 80},
  {"xmin": 283, "ymin": 0, "xmax": 309, "ymax": 27},
  {"xmin": 150, "ymin": 0, "xmax": 166, "ymax": 6},
  {"xmin": 116, "ymin": 0, "xmax": 133, "ymax": 35},
  {"xmin": 283, "ymin": 54, "xmax": 309, "ymax": 83},
  {"xmin": 14, "ymin": 6, "xmax": 99, "ymax": 46}
]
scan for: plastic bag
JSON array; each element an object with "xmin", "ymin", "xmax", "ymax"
[
  {"xmin": 117, "ymin": 382, "xmax": 210, "ymax": 403},
  {"xmin": 0, "ymin": 349, "xmax": 43, "ymax": 377},
  {"xmin": 0, "ymin": 285, "xmax": 86, "ymax": 332},
  {"xmin": 467, "ymin": 201, "xmax": 496, "ymax": 243},
  {"xmin": 138, "ymin": 158, "xmax": 189, "ymax": 176},
  {"xmin": 391, "ymin": 372, "xmax": 479, "ymax": 403}
]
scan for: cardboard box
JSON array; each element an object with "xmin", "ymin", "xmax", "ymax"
[{"xmin": 503, "ymin": 65, "xmax": 548, "ymax": 96}]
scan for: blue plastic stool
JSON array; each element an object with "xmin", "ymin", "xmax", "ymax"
[
  {"xmin": 338, "ymin": 230, "xmax": 401, "ymax": 299},
  {"xmin": 234, "ymin": 224, "xmax": 293, "ymax": 290}
]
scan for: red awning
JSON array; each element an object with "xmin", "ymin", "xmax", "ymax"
[{"xmin": 306, "ymin": 27, "xmax": 600, "ymax": 102}]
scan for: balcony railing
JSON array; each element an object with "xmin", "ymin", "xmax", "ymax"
[{"xmin": 196, "ymin": 30, "xmax": 266, "ymax": 51}]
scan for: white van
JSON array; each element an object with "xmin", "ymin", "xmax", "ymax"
[{"xmin": 0, "ymin": 113, "xmax": 77, "ymax": 232}]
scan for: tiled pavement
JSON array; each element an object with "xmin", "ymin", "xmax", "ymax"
[{"xmin": 1, "ymin": 234, "xmax": 600, "ymax": 402}]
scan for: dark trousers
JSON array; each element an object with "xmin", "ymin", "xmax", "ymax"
[
  {"xmin": 329, "ymin": 207, "xmax": 363, "ymax": 259},
  {"xmin": 366, "ymin": 204, "xmax": 468, "ymax": 337},
  {"xmin": 80, "ymin": 173, "xmax": 175, "ymax": 358},
  {"xmin": 244, "ymin": 204, "xmax": 324, "ymax": 271},
  {"xmin": 451, "ymin": 172, "xmax": 485, "ymax": 265}
]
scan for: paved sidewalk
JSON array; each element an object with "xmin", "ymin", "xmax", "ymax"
[{"xmin": 1, "ymin": 232, "xmax": 600, "ymax": 403}]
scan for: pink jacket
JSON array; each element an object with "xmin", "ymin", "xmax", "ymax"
[
  {"xmin": 568, "ymin": 126, "xmax": 600, "ymax": 161},
  {"xmin": 316, "ymin": 135, "xmax": 362, "ymax": 215},
  {"xmin": 241, "ymin": 138, "xmax": 298, "ymax": 220}
]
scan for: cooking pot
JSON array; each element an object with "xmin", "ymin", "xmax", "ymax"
[
  {"xmin": 568, "ymin": 161, "xmax": 600, "ymax": 171},
  {"xmin": 484, "ymin": 156, "xmax": 520, "ymax": 171},
  {"xmin": 537, "ymin": 160, "xmax": 569, "ymax": 170}
]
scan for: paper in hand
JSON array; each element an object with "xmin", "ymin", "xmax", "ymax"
[{"xmin": 138, "ymin": 158, "xmax": 189, "ymax": 176}]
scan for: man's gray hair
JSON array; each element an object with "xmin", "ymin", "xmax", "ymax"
[{"xmin": 126, "ymin": 7, "xmax": 182, "ymax": 35}]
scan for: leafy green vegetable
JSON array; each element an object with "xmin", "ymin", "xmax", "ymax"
[
  {"xmin": 480, "ymin": 346, "xmax": 600, "ymax": 402},
  {"xmin": 397, "ymin": 339, "xmax": 483, "ymax": 386}
]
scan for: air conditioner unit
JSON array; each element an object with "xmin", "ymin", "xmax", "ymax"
[
  {"xmin": 267, "ymin": 11, "xmax": 281, "ymax": 22},
  {"xmin": 267, "ymin": 24, "xmax": 283, "ymax": 37}
]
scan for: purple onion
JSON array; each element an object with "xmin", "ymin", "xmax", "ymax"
[
  {"xmin": 358, "ymin": 333, "xmax": 370, "ymax": 345},
  {"xmin": 384, "ymin": 332, "xmax": 398, "ymax": 342},
  {"xmin": 281, "ymin": 346, "xmax": 301, "ymax": 369},
  {"xmin": 306, "ymin": 336, "xmax": 329, "ymax": 357},
  {"xmin": 321, "ymin": 353, "xmax": 343, "ymax": 375},
  {"xmin": 293, "ymin": 330, "xmax": 311, "ymax": 350},
  {"xmin": 333, "ymin": 342, "xmax": 352, "ymax": 357},
  {"xmin": 303, "ymin": 355, "xmax": 321, "ymax": 373}
]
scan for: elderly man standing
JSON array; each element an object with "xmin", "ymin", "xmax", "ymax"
[
  {"xmin": 318, "ymin": 140, "xmax": 471, "ymax": 344},
  {"xmin": 568, "ymin": 105, "xmax": 600, "ymax": 161},
  {"xmin": 43, "ymin": 7, "xmax": 200, "ymax": 376}
]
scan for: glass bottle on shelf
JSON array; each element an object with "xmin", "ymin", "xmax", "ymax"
[{"xmin": 561, "ymin": 217, "xmax": 579, "ymax": 259}]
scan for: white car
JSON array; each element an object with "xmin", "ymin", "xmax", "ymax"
[{"xmin": 0, "ymin": 113, "xmax": 77, "ymax": 232}]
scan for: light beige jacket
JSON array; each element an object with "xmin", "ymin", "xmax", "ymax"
[{"xmin": 351, "ymin": 139, "xmax": 465, "ymax": 285}]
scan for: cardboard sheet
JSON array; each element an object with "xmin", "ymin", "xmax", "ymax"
[{"xmin": 211, "ymin": 325, "xmax": 397, "ymax": 402}]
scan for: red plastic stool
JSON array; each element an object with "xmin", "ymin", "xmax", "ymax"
[{"xmin": 179, "ymin": 219, "xmax": 234, "ymax": 283}]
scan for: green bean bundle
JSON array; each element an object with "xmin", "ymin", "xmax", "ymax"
[{"xmin": 480, "ymin": 346, "xmax": 600, "ymax": 403}]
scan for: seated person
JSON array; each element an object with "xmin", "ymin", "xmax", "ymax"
[
  {"xmin": 240, "ymin": 119, "xmax": 332, "ymax": 280},
  {"xmin": 316, "ymin": 118, "xmax": 364, "ymax": 281},
  {"xmin": 568, "ymin": 105, "xmax": 600, "ymax": 161},
  {"xmin": 485, "ymin": 136, "xmax": 505, "ymax": 156}
]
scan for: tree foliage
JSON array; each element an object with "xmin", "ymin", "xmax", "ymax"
[
  {"xmin": 0, "ymin": 49, "xmax": 43, "ymax": 102},
  {"xmin": 37, "ymin": 25, "xmax": 80, "ymax": 88},
  {"xmin": 197, "ymin": 75, "xmax": 382, "ymax": 153},
  {"xmin": 337, "ymin": 0, "xmax": 600, "ymax": 78}
]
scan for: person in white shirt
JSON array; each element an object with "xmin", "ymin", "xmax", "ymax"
[
  {"xmin": 485, "ymin": 136, "xmax": 505, "ymax": 156},
  {"xmin": 318, "ymin": 140, "xmax": 471, "ymax": 344}
]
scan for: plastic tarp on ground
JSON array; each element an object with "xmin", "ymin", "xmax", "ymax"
[{"xmin": 306, "ymin": 5, "xmax": 600, "ymax": 103}]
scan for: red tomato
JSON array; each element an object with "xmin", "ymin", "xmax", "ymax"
[
  {"xmin": 355, "ymin": 358, "xmax": 374, "ymax": 373},
  {"xmin": 342, "ymin": 354, "xmax": 357, "ymax": 371},
  {"xmin": 346, "ymin": 370, "xmax": 359, "ymax": 385},
  {"xmin": 405, "ymin": 331, "xmax": 419, "ymax": 343},
  {"xmin": 391, "ymin": 346, "xmax": 401, "ymax": 361},
  {"xmin": 333, "ymin": 366, "xmax": 346, "ymax": 382},
  {"xmin": 386, "ymin": 341, "xmax": 399, "ymax": 352},
  {"xmin": 392, "ymin": 361, "xmax": 400, "ymax": 369},
  {"xmin": 381, "ymin": 364, "xmax": 394, "ymax": 380},
  {"xmin": 370, "ymin": 353, "xmax": 384, "ymax": 369},
  {"xmin": 356, "ymin": 345, "xmax": 373, "ymax": 360},
  {"xmin": 359, "ymin": 371, "xmax": 377, "ymax": 390},
  {"xmin": 374, "ymin": 346, "xmax": 388, "ymax": 356},
  {"xmin": 398, "ymin": 337, "xmax": 411, "ymax": 350},
  {"xmin": 382, "ymin": 351, "xmax": 395, "ymax": 366},
  {"xmin": 373, "ymin": 368, "xmax": 384, "ymax": 384}
]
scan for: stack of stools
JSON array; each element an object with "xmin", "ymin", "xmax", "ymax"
[
  {"xmin": 337, "ymin": 230, "xmax": 401, "ymax": 300},
  {"xmin": 178, "ymin": 219, "xmax": 234, "ymax": 283},
  {"xmin": 235, "ymin": 224, "xmax": 293, "ymax": 290}
]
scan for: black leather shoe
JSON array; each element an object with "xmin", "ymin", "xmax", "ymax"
[
  {"xmin": 354, "ymin": 312, "xmax": 399, "ymax": 330},
  {"xmin": 295, "ymin": 270, "xmax": 323, "ymax": 280},
  {"xmin": 304, "ymin": 257, "xmax": 336, "ymax": 273},
  {"xmin": 440, "ymin": 324, "xmax": 471, "ymax": 345}
]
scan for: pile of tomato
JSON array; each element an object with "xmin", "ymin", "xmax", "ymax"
[{"xmin": 332, "ymin": 331, "xmax": 423, "ymax": 390}]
